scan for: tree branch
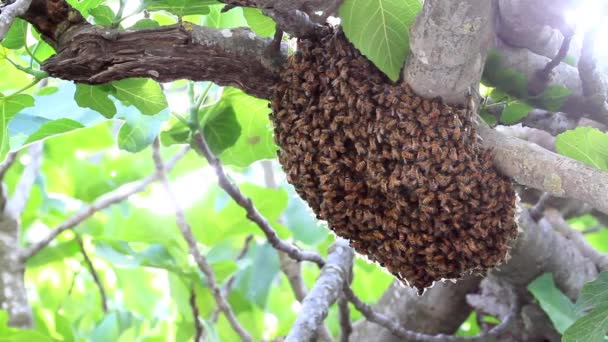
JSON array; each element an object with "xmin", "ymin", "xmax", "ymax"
[
  {"xmin": 152, "ymin": 139, "xmax": 252, "ymax": 342},
  {"xmin": 0, "ymin": 0, "xmax": 32, "ymax": 40},
  {"xmin": 6, "ymin": 142, "xmax": 42, "ymax": 219},
  {"xmin": 20, "ymin": 146, "xmax": 190, "ymax": 261},
  {"xmin": 286, "ymin": 239, "xmax": 353, "ymax": 342},
  {"xmin": 42, "ymin": 24, "xmax": 285, "ymax": 99},
  {"xmin": 193, "ymin": 132, "xmax": 325, "ymax": 266},
  {"xmin": 478, "ymin": 120, "xmax": 608, "ymax": 215},
  {"xmin": 76, "ymin": 234, "xmax": 108, "ymax": 312}
]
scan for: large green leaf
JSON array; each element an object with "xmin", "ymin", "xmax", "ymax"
[
  {"xmin": 538, "ymin": 85, "xmax": 571, "ymax": 112},
  {"xmin": 501, "ymin": 101, "xmax": 533, "ymax": 125},
  {"xmin": 200, "ymin": 101, "xmax": 241, "ymax": 155},
  {"xmin": 528, "ymin": 273, "xmax": 578, "ymax": 333},
  {"xmin": 89, "ymin": 5, "xmax": 116, "ymax": 26},
  {"xmin": 203, "ymin": 5, "xmax": 247, "ymax": 28},
  {"xmin": 242, "ymin": 8, "xmax": 276, "ymax": 37},
  {"xmin": 23, "ymin": 118, "xmax": 85, "ymax": 144},
  {"xmin": 563, "ymin": 306, "xmax": 608, "ymax": 342},
  {"xmin": 219, "ymin": 88, "xmax": 277, "ymax": 167},
  {"xmin": 575, "ymin": 272, "xmax": 608, "ymax": 315},
  {"xmin": 74, "ymin": 84, "xmax": 117, "ymax": 118},
  {"xmin": 112, "ymin": 78, "xmax": 168, "ymax": 115},
  {"xmin": 0, "ymin": 93, "xmax": 35, "ymax": 157},
  {"xmin": 556, "ymin": 127, "xmax": 608, "ymax": 171},
  {"xmin": 1, "ymin": 18, "xmax": 27, "ymax": 50},
  {"xmin": 116, "ymin": 109, "xmax": 169, "ymax": 153},
  {"xmin": 144, "ymin": 0, "xmax": 216, "ymax": 16},
  {"xmin": 340, "ymin": 0, "xmax": 422, "ymax": 81},
  {"xmin": 234, "ymin": 242, "xmax": 280, "ymax": 308}
]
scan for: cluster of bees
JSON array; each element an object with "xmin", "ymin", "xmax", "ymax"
[{"xmin": 270, "ymin": 27, "xmax": 518, "ymax": 291}]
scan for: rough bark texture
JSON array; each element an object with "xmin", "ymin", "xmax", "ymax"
[
  {"xmin": 404, "ymin": 0, "xmax": 494, "ymax": 105},
  {"xmin": 42, "ymin": 25, "xmax": 285, "ymax": 99},
  {"xmin": 478, "ymin": 120, "xmax": 608, "ymax": 214},
  {"xmin": 351, "ymin": 277, "xmax": 479, "ymax": 341},
  {"xmin": 0, "ymin": 197, "xmax": 32, "ymax": 328},
  {"xmin": 286, "ymin": 239, "xmax": 353, "ymax": 342}
]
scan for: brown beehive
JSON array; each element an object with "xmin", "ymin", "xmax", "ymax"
[{"xmin": 270, "ymin": 27, "xmax": 517, "ymax": 291}]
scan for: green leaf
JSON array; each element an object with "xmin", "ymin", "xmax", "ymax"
[
  {"xmin": 203, "ymin": 5, "xmax": 247, "ymax": 28},
  {"xmin": 528, "ymin": 273, "xmax": 578, "ymax": 333},
  {"xmin": 201, "ymin": 101, "xmax": 241, "ymax": 155},
  {"xmin": 563, "ymin": 305, "xmax": 608, "ymax": 342},
  {"xmin": 89, "ymin": 5, "xmax": 116, "ymax": 26},
  {"xmin": 24, "ymin": 118, "xmax": 85, "ymax": 144},
  {"xmin": 1, "ymin": 19, "xmax": 27, "ymax": 50},
  {"xmin": 75, "ymin": 84, "xmax": 117, "ymax": 118},
  {"xmin": 218, "ymin": 88, "xmax": 277, "ymax": 167},
  {"xmin": 116, "ymin": 109, "xmax": 169, "ymax": 152},
  {"xmin": 538, "ymin": 85, "xmax": 571, "ymax": 112},
  {"xmin": 0, "ymin": 93, "xmax": 35, "ymax": 157},
  {"xmin": 161, "ymin": 119, "xmax": 191, "ymax": 146},
  {"xmin": 235, "ymin": 242, "xmax": 280, "ymax": 308},
  {"xmin": 66, "ymin": 0, "xmax": 104, "ymax": 16},
  {"xmin": 556, "ymin": 127, "xmax": 608, "ymax": 171},
  {"xmin": 242, "ymin": 8, "xmax": 276, "ymax": 37},
  {"xmin": 112, "ymin": 78, "xmax": 168, "ymax": 115},
  {"xmin": 501, "ymin": 101, "xmax": 532, "ymax": 124},
  {"xmin": 575, "ymin": 272, "xmax": 608, "ymax": 315},
  {"xmin": 129, "ymin": 19, "xmax": 161, "ymax": 29},
  {"xmin": 144, "ymin": 0, "xmax": 215, "ymax": 16},
  {"xmin": 340, "ymin": 0, "xmax": 422, "ymax": 81}
]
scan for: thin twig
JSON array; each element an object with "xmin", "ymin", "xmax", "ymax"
[
  {"xmin": 193, "ymin": 132, "xmax": 325, "ymax": 267},
  {"xmin": 344, "ymin": 283, "xmax": 519, "ymax": 342},
  {"xmin": 582, "ymin": 225, "xmax": 604, "ymax": 235},
  {"xmin": 7, "ymin": 142, "xmax": 43, "ymax": 218},
  {"xmin": 76, "ymin": 235, "xmax": 108, "ymax": 312},
  {"xmin": 152, "ymin": 139, "xmax": 253, "ymax": 342},
  {"xmin": 536, "ymin": 27, "xmax": 574, "ymax": 82},
  {"xmin": 0, "ymin": 152, "xmax": 18, "ymax": 181},
  {"xmin": 529, "ymin": 193, "xmax": 551, "ymax": 222},
  {"xmin": 20, "ymin": 146, "xmax": 190, "ymax": 261},
  {"xmin": 190, "ymin": 286, "xmax": 203, "ymax": 342},
  {"xmin": 209, "ymin": 235, "xmax": 254, "ymax": 324}
]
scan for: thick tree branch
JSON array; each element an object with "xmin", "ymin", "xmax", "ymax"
[
  {"xmin": 404, "ymin": 0, "xmax": 495, "ymax": 104},
  {"xmin": 20, "ymin": 146, "xmax": 190, "ymax": 261},
  {"xmin": 42, "ymin": 25, "xmax": 285, "ymax": 99},
  {"xmin": 152, "ymin": 139, "xmax": 252, "ymax": 342},
  {"xmin": 286, "ymin": 239, "xmax": 353, "ymax": 342},
  {"xmin": 0, "ymin": 0, "xmax": 32, "ymax": 40},
  {"xmin": 478, "ymin": 120, "xmax": 608, "ymax": 215}
]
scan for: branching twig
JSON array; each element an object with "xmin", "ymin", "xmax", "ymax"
[
  {"xmin": 209, "ymin": 235, "xmax": 253, "ymax": 324},
  {"xmin": 76, "ymin": 235, "xmax": 108, "ymax": 312},
  {"xmin": 529, "ymin": 192, "xmax": 551, "ymax": 222},
  {"xmin": 190, "ymin": 285, "xmax": 203, "ymax": 342},
  {"xmin": 193, "ymin": 132, "xmax": 325, "ymax": 267},
  {"xmin": 535, "ymin": 27, "xmax": 574, "ymax": 84},
  {"xmin": 0, "ymin": 152, "xmax": 18, "ymax": 181},
  {"xmin": 20, "ymin": 146, "xmax": 190, "ymax": 261},
  {"xmin": 344, "ymin": 284, "xmax": 518, "ymax": 342},
  {"xmin": 0, "ymin": 0, "xmax": 33, "ymax": 40},
  {"xmin": 152, "ymin": 139, "xmax": 252, "ymax": 342}
]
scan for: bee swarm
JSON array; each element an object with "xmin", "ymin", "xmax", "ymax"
[{"xmin": 270, "ymin": 27, "xmax": 517, "ymax": 291}]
